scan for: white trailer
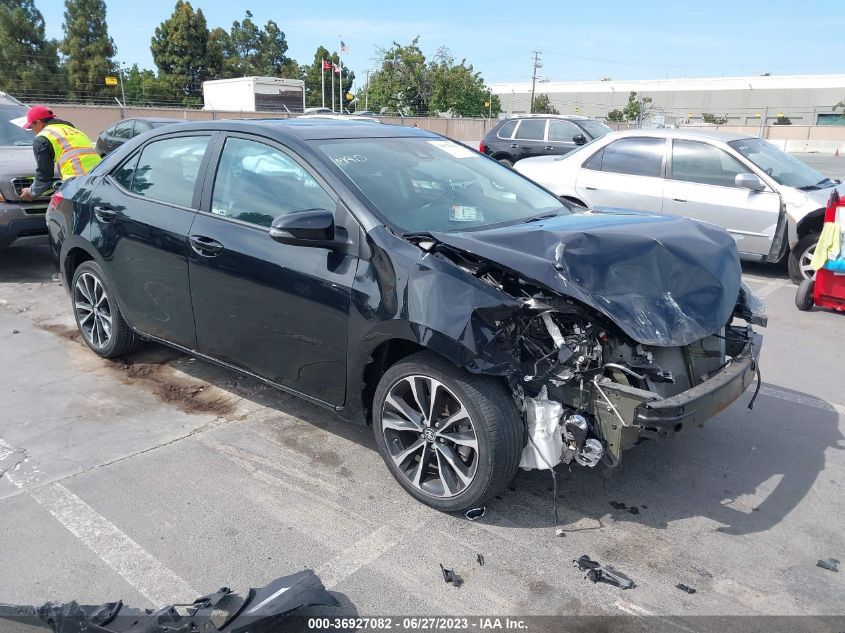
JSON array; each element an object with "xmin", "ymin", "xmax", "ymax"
[{"xmin": 202, "ymin": 76, "xmax": 306, "ymax": 113}]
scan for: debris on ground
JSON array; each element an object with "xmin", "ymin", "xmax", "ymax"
[
  {"xmin": 816, "ymin": 558, "xmax": 840, "ymax": 572},
  {"xmin": 574, "ymin": 555, "xmax": 635, "ymax": 590},
  {"xmin": 0, "ymin": 570, "xmax": 337, "ymax": 632},
  {"xmin": 477, "ymin": 554, "xmax": 485, "ymax": 566},
  {"xmin": 555, "ymin": 528, "xmax": 566, "ymax": 537},
  {"xmin": 465, "ymin": 507, "xmax": 486, "ymax": 521},
  {"xmin": 676, "ymin": 583, "xmax": 697, "ymax": 594},
  {"xmin": 439, "ymin": 564, "xmax": 463, "ymax": 588},
  {"xmin": 11, "ymin": 329, "xmax": 19, "ymax": 334}
]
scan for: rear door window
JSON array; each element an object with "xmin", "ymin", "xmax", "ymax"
[
  {"xmin": 599, "ymin": 137, "xmax": 665, "ymax": 177},
  {"xmin": 514, "ymin": 119, "xmax": 547, "ymax": 141},
  {"xmin": 128, "ymin": 135, "xmax": 211, "ymax": 207},
  {"xmin": 113, "ymin": 120, "xmax": 134, "ymax": 139}
]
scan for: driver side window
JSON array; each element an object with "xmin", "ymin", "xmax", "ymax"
[{"xmin": 211, "ymin": 137, "xmax": 335, "ymax": 228}]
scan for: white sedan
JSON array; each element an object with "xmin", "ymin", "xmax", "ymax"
[{"xmin": 514, "ymin": 129, "xmax": 844, "ymax": 282}]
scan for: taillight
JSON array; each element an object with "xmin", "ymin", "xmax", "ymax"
[
  {"xmin": 479, "ymin": 141, "xmax": 486, "ymax": 154},
  {"xmin": 49, "ymin": 190, "xmax": 63, "ymax": 209}
]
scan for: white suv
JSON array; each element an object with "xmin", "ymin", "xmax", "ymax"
[{"xmin": 515, "ymin": 129, "xmax": 841, "ymax": 282}]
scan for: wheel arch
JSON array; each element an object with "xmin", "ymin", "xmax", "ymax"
[{"xmin": 796, "ymin": 207, "xmax": 825, "ymax": 239}]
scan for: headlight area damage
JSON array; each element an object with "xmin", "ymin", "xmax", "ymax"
[{"xmin": 404, "ymin": 213, "xmax": 765, "ymax": 471}]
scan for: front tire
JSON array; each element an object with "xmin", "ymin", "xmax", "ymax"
[
  {"xmin": 788, "ymin": 234, "xmax": 818, "ymax": 284},
  {"xmin": 71, "ymin": 261, "xmax": 142, "ymax": 358},
  {"xmin": 372, "ymin": 351, "xmax": 522, "ymax": 512},
  {"xmin": 795, "ymin": 278, "xmax": 815, "ymax": 311}
]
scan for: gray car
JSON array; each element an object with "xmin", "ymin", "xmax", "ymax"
[
  {"xmin": 515, "ymin": 129, "xmax": 841, "ymax": 282},
  {"xmin": 0, "ymin": 96, "xmax": 57, "ymax": 248}
]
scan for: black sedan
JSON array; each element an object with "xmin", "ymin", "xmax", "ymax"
[
  {"xmin": 47, "ymin": 119, "xmax": 765, "ymax": 511},
  {"xmin": 95, "ymin": 117, "xmax": 181, "ymax": 156}
]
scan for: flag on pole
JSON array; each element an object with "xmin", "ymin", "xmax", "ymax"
[
  {"xmin": 340, "ymin": 40, "xmax": 349, "ymax": 54},
  {"xmin": 322, "ymin": 60, "xmax": 332, "ymax": 70},
  {"xmin": 333, "ymin": 63, "xmax": 341, "ymax": 74}
]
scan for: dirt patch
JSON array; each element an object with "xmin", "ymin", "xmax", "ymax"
[
  {"xmin": 38, "ymin": 322, "xmax": 83, "ymax": 344},
  {"xmin": 108, "ymin": 359, "xmax": 237, "ymax": 417}
]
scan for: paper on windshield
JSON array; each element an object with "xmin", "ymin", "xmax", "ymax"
[
  {"xmin": 427, "ymin": 140, "xmax": 475, "ymax": 159},
  {"xmin": 9, "ymin": 116, "xmax": 28, "ymax": 128}
]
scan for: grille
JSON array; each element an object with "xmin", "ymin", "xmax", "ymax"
[{"xmin": 11, "ymin": 177, "xmax": 33, "ymax": 196}]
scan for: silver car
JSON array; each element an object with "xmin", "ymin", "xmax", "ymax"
[{"xmin": 514, "ymin": 129, "xmax": 842, "ymax": 282}]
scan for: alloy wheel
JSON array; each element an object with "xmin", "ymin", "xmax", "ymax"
[
  {"xmin": 74, "ymin": 272, "xmax": 113, "ymax": 349},
  {"xmin": 381, "ymin": 375, "xmax": 479, "ymax": 498},
  {"xmin": 799, "ymin": 243, "xmax": 816, "ymax": 280}
]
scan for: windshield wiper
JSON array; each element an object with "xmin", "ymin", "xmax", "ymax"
[
  {"xmin": 799, "ymin": 177, "xmax": 835, "ymax": 191},
  {"xmin": 523, "ymin": 211, "xmax": 562, "ymax": 223}
]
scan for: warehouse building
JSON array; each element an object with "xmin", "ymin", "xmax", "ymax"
[{"xmin": 489, "ymin": 74, "xmax": 845, "ymax": 126}]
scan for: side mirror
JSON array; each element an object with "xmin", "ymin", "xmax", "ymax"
[
  {"xmin": 573, "ymin": 134, "xmax": 588, "ymax": 145},
  {"xmin": 269, "ymin": 209, "xmax": 335, "ymax": 246},
  {"xmin": 735, "ymin": 173, "xmax": 765, "ymax": 191}
]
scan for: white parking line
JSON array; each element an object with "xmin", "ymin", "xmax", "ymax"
[
  {"xmin": 753, "ymin": 282, "xmax": 785, "ymax": 299},
  {"xmin": 30, "ymin": 483, "xmax": 198, "ymax": 607},
  {"xmin": 759, "ymin": 386, "xmax": 845, "ymax": 416},
  {"xmin": 315, "ymin": 524, "xmax": 405, "ymax": 589},
  {"xmin": 614, "ymin": 600, "xmax": 654, "ymax": 615}
]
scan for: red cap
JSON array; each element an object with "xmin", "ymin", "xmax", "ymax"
[{"xmin": 23, "ymin": 105, "xmax": 54, "ymax": 129}]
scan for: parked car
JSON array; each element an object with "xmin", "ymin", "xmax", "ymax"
[
  {"xmin": 480, "ymin": 114, "xmax": 612, "ymax": 167},
  {"xmin": 47, "ymin": 119, "xmax": 765, "ymax": 511},
  {"xmin": 303, "ymin": 107, "xmax": 334, "ymax": 114},
  {"xmin": 95, "ymin": 117, "xmax": 180, "ymax": 156},
  {"xmin": 515, "ymin": 129, "xmax": 843, "ymax": 282},
  {"xmin": 0, "ymin": 97, "xmax": 59, "ymax": 248}
]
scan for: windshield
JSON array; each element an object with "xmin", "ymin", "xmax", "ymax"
[
  {"xmin": 577, "ymin": 119, "xmax": 613, "ymax": 139},
  {"xmin": 314, "ymin": 137, "xmax": 568, "ymax": 233},
  {"xmin": 0, "ymin": 107, "xmax": 33, "ymax": 146},
  {"xmin": 728, "ymin": 137, "xmax": 832, "ymax": 189}
]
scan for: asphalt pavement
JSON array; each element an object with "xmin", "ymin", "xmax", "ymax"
[{"xmin": 0, "ymin": 156, "xmax": 843, "ymax": 627}]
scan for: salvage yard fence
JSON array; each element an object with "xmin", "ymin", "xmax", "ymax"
[{"xmin": 43, "ymin": 103, "xmax": 845, "ymax": 152}]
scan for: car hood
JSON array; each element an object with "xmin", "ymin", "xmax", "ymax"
[
  {"xmin": 0, "ymin": 146, "xmax": 36, "ymax": 199},
  {"xmin": 430, "ymin": 212, "xmax": 741, "ymax": 347}
]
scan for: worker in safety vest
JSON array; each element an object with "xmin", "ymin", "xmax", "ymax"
[{"xmin": 20, "ymin": 105, "xmax": 101, "ymax": 201}]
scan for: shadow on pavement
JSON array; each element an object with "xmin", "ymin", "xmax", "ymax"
[{"xmin": 0, "ymin": 244, "xmax": 54, "ymax": 284}]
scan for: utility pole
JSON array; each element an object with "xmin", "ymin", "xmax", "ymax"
[
  {"xmin": 365, "ymin": 69, "xmax": 370, "ymax": 110},
  {"xmin": 529, "ymin": 50, "xmax": 542, "ymax": 114}
]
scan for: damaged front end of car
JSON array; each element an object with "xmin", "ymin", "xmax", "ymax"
[{"xmin": 405, "ymin": 213, "xmax": 766, "ymax": 471}]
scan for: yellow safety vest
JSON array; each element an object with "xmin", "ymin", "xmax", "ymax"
[{"xmin": 37, "ymin": 123, "xmax": 101, "ymax": 180}]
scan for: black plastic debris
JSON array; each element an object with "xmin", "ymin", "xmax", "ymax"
[
  {"xmin": 11, "ymin": 329, "xmax": 20, "ymax": 334},
  {"xmin": 676, "ymin": 584, "xmax": 697, "ymax": 594},
  {"xmin": 817, "ymin": 558, "xmax": 840, "ymax": 572},
  {"xmin": 574, "ymin": 555, "xmax": 635, "ymax": 590},
  {"xmin": 465, "ymin": 507, "xmax": 486, "ymax": 521},
  {"xmin": 0, "ymin": 570, "xmax": 337, "ymax": 633},
  {"xmin": 439, "ymin": 564, "xmax": 463, "ymax": 588},
  {"xmin": 477, "ymin": 554, "xmax": 485, "ymax": 566},
  {"xmin": 609, "ymin": 501, "xmax": 640, "ymax": 515}
]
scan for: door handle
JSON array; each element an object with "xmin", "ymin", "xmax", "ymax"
[
  {"xmin": 93, "ymin": 205, "xmax": 117, "ymax": 222},
  {"xmin": 510, "ymin": 144, "xmax": 519, "ymax": 149},
  {"xmin": 673, "ymin": 198, "xmax": 687, "ymax": 202},
  {"xmin": 585, "ymin": 186, "xmax": 598, "ymax": 191},
  {"xmin": 189, "ymin": 235, "xmax": 224, "ymax": 257},
  {"xmin": 544, "ymin": 146, "xmax": 554, "ymax": 151}
]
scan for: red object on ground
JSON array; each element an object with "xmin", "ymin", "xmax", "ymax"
[{"xmin": 813, "ymin": 192, "xmax": 845, "ymax": 312}]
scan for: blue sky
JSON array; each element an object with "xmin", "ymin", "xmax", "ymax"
[{"xmin": 37, "ymin": 0, "xmax": 843, "ymax": 88}]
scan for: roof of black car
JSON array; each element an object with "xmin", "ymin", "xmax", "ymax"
[{"xmin": 158, "ymin": 118, "xmax": 439, "ymax": 141}]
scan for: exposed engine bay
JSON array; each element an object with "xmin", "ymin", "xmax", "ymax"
[{"xmin": 417, "ymin": 238, "xmax": 765, "ymax": 471}]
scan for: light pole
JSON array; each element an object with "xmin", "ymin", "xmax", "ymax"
[
  {"xmin": 529, "ymin": 51, "xmax": 542, "ymax": 114},
  {"xmin": 118, "ymin": 62, "xmax": 127, "ymax": 117}
]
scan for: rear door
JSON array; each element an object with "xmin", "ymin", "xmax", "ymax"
[
  {"xmin": 545, "ymin": 119, "xmax": 583, "ymax": 156},
  {"xmin": 90, "ymin": 132, "xmax": 216, "ymax": 348},
  {"xmin": 511, "ymin": 118, "xmax": 548, "ymax": 162},
  {"xmin": 576, "ymin": 137, "xmax": 666, "ymax": 212},
  {"xmin": 664, "ymin": 139, "xmax": 781, "ymax": 257},
  {"xmin": 187, "ymin": 134, "xmax": 359, "ymax": 405}
]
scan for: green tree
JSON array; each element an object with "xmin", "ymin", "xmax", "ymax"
[
  {"xmin": 0, "ymin": 0, "xmax": 65, "ymax": 99},
  {"xmin": 606, "ymin": 109, "xmax": 625, "ymax": 123},
  {"xmin": 122, "ymin": 64, "xmax": 170, "ymax": 105},
  {"xmin": 60, "ymin": 0, "xmax": 116, "ymax": 101},
  {"xmin": 622, "ymin": 91, "xmax": 654, "ymax": 123},
  {"xmin": 702, "ymin": 113, "xmax": 728, "ymax": 125},
  {"xmin": 428, "ymin": 50, "xmax": 500, "ymax": 117},
  {"xmin": 531, "ymin": 93, "xmax": 558, "ymax": 115},
  {"xmin": 774, "ymin": 115, "xmax": 792, "ymax": 125},
  {"xmin": 150, "ymin": 0, "xmax": 214, "ymax": 103},
  {"xmin": 365, "ymin": 37, "xmax": 429, "ymax": 115}
]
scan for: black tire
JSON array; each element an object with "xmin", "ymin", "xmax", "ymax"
[
  {"xmin": 497, "ymin": 157, "xmax": 514, "ymax": 168},
  {"xmin": 795, "ymin": 278, "xmax": 815, "ymax": 311},
  {"xmin": 372, "ymin": 351, "xmax": 523, "ymax": 512},
  {"xmin": 71, "ymin": 260, "xmax": 143, "ymax": 358},
  {"xmin": 788, "ymin": 234, "xmax": 819, "ymax": 284}
]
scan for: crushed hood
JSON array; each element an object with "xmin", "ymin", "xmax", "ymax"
[{"xmin": 430, "ymin": 212, "xmax": 741, "ymax": 347}]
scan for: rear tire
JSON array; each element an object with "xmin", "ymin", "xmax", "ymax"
[
  {"xmin": 795, "ymin": 278, "xmax": 815, "ymax": 311},
  {"xmin": 71, "ymin": 261, "xmax": 143, "ymax": 358},
  {"xmin": 497, "ymin": 158, "xmax": 514, "ymax": 168},
  {"xmin": 372, "ymin": 351, "xmax": 522, "ymax": 512},
  {"xmin": 788, "ymin": 234, "xmax": 818, "ymax": 284}
]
